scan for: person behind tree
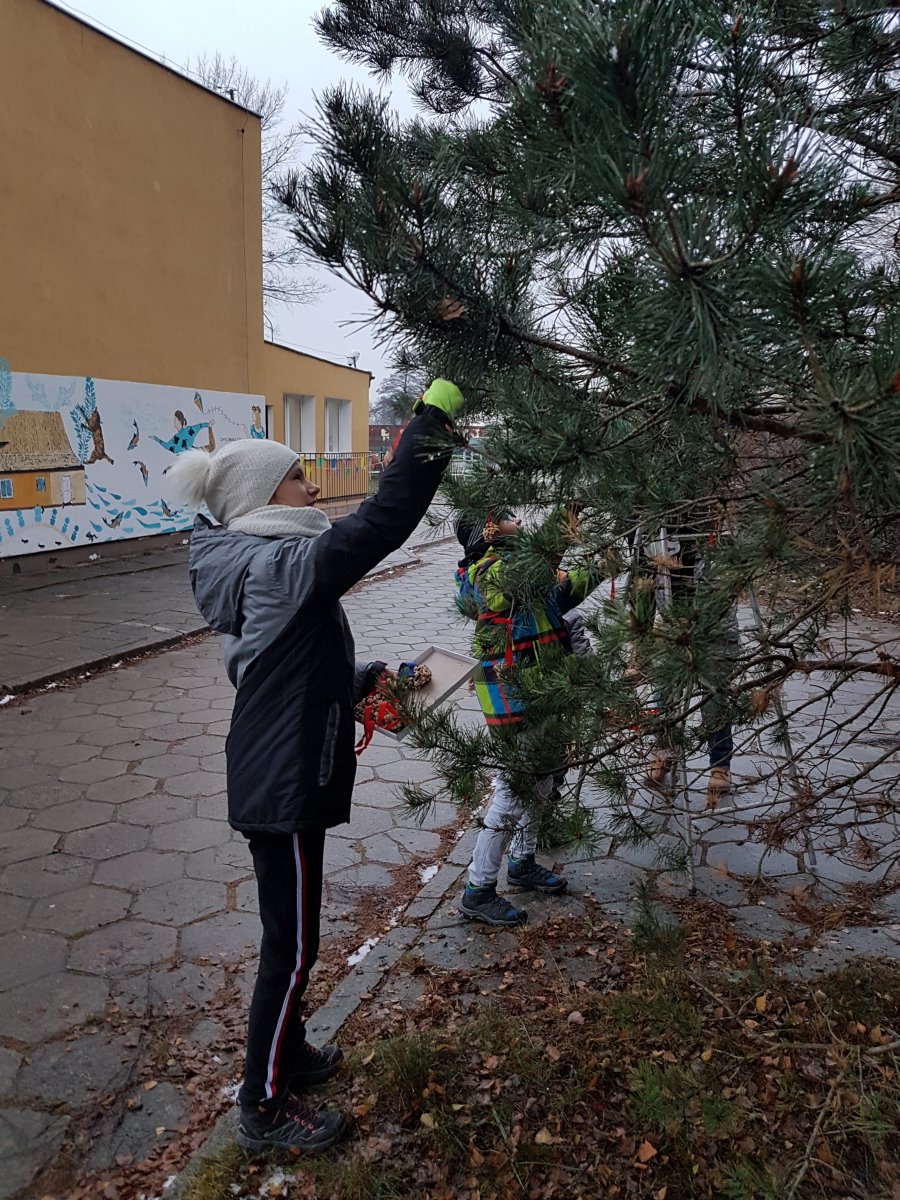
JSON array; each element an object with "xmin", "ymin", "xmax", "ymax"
[
  {"xmin": 454, "ymin": 513, "xmax": 601, "ymax": 927},
  {"xmin": 169, "ymin": 380, "xmax": 463, "ymax": 1155},
  {"xmin": 639, "ymin": 518, "xmax": 739, "ymax": 807}
]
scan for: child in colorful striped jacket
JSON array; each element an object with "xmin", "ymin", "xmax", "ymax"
[{"xmin": 454, "ymin": 515, "xmax": 601, "ymax": 926}]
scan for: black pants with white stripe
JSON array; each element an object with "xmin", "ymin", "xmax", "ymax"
[{"xmin": 238, "ymin": 828, "xmax": 326, "ymax": 1108}]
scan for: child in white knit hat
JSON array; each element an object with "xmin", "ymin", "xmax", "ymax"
[{"xmin": 169, "ymin": 381, "xmax": 463, "ymax": 1154}]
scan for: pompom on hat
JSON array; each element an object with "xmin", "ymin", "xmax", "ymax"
[{"xmin": 167, "ymin": 440, "xmax": 300, "ymax": 527}]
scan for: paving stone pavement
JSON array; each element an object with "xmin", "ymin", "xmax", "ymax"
[
  {"xmin": 1, "ymin": 531, "xmax": 899, "ymax": 1198},
  {"xmin": 0, "ymin": 507, "xmax": 454, "ymax": 693}
]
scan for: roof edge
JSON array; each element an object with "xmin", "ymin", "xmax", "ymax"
[
  {"xmin": 37, "ymin": 0, "xmax": 263, "ymax": 119},
  {"xmin": 264, "ymin": 339, "xmax": 374, "ymax": 380}
]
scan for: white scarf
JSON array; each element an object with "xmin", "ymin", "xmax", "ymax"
[{"xmin": 228, "ymin": 505, "xmax": 331, "ymax": 539}]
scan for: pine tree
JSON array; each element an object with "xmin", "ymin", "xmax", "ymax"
[{"xmin": 281, "ymin": 2, "xmax": 900, "ymax": 869}]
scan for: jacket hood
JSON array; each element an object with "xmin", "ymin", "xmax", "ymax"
[{"xmin": 188, "ymin": 517, "xmax": 268, "ymax": 636}]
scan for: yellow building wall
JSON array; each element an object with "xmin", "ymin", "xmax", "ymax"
[
  {"xmin": 263, "ymin": 343, "xmax": 370, "ymax": 451},
  {"xmin": 0, "ymin": 0, "xmax": 265, "ymax": 397}
]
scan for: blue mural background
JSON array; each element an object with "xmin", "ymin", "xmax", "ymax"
[{"xmin": 0, "ymin": 359, "xmax": 265, "ymax": 557}]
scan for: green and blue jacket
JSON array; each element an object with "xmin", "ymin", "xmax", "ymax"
[{"xmin": 456, "ymin": 548, "xmax": 599, "ymax": 728}]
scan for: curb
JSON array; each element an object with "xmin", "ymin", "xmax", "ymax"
[
  {"xmin": 1, "ymin": 543, "xmax": 453, "ymax": 698},
  {"xmin": 168, "ymin": 830, "xmax": 475, "ymax": 1198},
  {"xmin": 0, "ymin": 628, "xmax": 211, "ymax": 698}
]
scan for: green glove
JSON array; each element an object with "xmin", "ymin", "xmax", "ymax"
[{"xmin": 414, "ymin": 378, "xmax": 465, "ymax": 421}]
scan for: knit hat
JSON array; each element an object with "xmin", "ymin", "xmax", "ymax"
[
  {"xmin": 167, "ymin": 440, "xmax": 299, "ymax": 527},
  {"xmin": 455, "ymin": 512, "xmax": 516, "ymax": 567}
]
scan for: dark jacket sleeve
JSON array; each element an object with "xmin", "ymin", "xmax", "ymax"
[{"xmin": 303, "ymin": 407, "xmax": 453, "ymax": 603}]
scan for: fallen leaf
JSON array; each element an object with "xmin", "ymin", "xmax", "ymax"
[
  {"xmin": 701, "ymin": 1048, "xmax": 714, "ymax": 1063},
  {"xmin": 535, "ymin": 1127, "xmax": 554, "ymax": 1145},
  {"xmin": 420, "ymin": 1112, "xmax": 435, "ymax": 1129},
  {"xmin": 756, "ymin": 995, "xmax": 767, "ymax": 1014},
  {"xmin": 484, "ymin": 1054, "xmax": 500, "ymax": 1070},
  {"xmin": 567, "ymin": 1011, "xmax": 585, "ymax": 1025},
  {"xmin": 469, "ymin": 1146, "xmax": 485, "ymax": 1167},
  {"xmin": 361, "ymin": 1049, "xmax": 376, "ymax": 1065},
  {"xmin": 657, "ymin": 1188, "xmax": 668, "ymax": 1199},
  {"xmin": 143, "ymin": 1080, "xmax": 157, "ymax": 1091},
  {"xmin": 155, "ymin": 1126, "xmax": 166, "ymax": 1137},
  {"xmin": 546, "ymin": 1045, "xmax": 561, "ymax": 1062},
  {"xmin": 637, "ymin": 1140, "xmax": 658, "ymax": 1163}
]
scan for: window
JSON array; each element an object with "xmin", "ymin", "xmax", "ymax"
[
  {"xmin": 324, "ymin": 398, "xmax": 351, "ymax": 453},
  {"xmin": 0, "ymin": 479, "xmax": 12, "ymax": 499},
  {"xmin": 35, "ymin": 477, "xmax": 46, "ymax": 493},
  {"xmin": 265, "ymin": 405, "xmax": 275, "ymax": 438},
  {"xmin": 283, "ymin": 394, "xmax": 315, "ymax": 453}
]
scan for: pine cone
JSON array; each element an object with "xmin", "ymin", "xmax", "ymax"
[{"xmin": 411, "ymin": 664, "xmax": 432, "ymax": 689}]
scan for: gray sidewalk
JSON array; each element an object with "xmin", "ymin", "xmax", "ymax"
[{"xmin": 0, "ymin": 506, "xmax": 454, "ymax": 693}]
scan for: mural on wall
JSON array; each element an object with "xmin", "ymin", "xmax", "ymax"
[{"xmin": 0, "ymin": 359, "xmax": 266, "ymax": 558}]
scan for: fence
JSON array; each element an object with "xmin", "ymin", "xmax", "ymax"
[{"xmin": 300, "ymin": 451, "xmax": 370, "ymax": 501}]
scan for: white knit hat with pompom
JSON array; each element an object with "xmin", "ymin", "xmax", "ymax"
[{"xmin": 167, "ymin": 440, "xmax": 300, "ymax": 527}]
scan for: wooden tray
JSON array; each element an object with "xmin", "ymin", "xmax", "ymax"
[{"xmin": 374, "ymin": 645, "xmax": 477, "ymax": 741}]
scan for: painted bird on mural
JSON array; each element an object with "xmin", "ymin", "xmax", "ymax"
[
  {"xmin": 133, "ymin": 460, "xmax": 149, "ymax": 486},
  {"xmin": 160, "ymin": 499, "xmax": 180, "ymax": 519},
  {"xmin": 127, "ymin": 419, "xmax": 140, "ymax": 451},
  {"xmin": 103, "ymin": 512, "xmax": 124, "ymax": 529}
]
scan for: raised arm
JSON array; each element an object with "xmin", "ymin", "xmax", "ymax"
[{"xmin": 295, "ymin": 382, "xmax": 463, "ymax": 603}]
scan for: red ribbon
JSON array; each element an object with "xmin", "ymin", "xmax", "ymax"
[{"xmin": 355, "ymin": 693, "xmax": 405, "ymax": 756}]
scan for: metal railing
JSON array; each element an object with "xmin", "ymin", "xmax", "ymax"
[{"xmin": 300, "ymin": 451, "xmax": 370, "ymax": 501}]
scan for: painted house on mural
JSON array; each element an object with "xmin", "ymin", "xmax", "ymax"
[
  {"xmin": 0, "ymin": 410, "xmax": 85, "ymax": 510},
  {"xmin": 0, "ymin": 0, "xmax": 370, "ymax": 565}
]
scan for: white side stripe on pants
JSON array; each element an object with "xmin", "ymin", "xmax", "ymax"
[{"xmin": 263, "ymin": 832, "xmax": 304, "ymax": 1100}]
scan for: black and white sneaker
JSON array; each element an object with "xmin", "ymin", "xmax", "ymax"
[
  {"xmin": 460, "ymin": 883, "xmax": 528, "ymax": 927},
  {"xmin": 236, "ymin": 1096, "xmax": 346, "ymax": 1154}
]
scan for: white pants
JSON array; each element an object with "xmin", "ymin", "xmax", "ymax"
[{"xmin": 468, "ymin": 773, "xmax": 554, "ymax": 887}]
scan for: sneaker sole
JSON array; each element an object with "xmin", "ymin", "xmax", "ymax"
[
  {"xmin": 508, "ymin": 880, "xmax": 568, "ymax": 894},
  {"xmin": 235, "ymin": 1115, "xmax": 347, "ymax": 1155},
  {"xmin": 459, "ymin": 905, "xmax": 528, "ymax": 928}
]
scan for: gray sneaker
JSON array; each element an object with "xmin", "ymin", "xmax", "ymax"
[{"xmin": 460, "ymin": 883, "xmax": 528, "ymax": 927}]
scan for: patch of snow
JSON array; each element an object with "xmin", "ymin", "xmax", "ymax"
[
  {"xmin": 89, "ymin": 553, "xmax": 99, "ymax": 561},
  {"xmin": 347, "ymin": 935, "xmax": 379, "ymax": 967},
  {"xmin": 0, "ymin": 696, "xmax": 13, "ymax": 706},
  {"xmin": 220, "ymin": 1080, "xmax": 241, "ymax": 1103},
  {"xmin": 162, "ymin": 1175, "xmax": 178, "ymax": 1193},
  {"xmin": 418, "ymin": 863, "xmax": 439, "ymax": 885}
]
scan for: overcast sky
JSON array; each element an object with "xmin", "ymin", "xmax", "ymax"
[{"xmin": 53, "ymin": 0, "xmax": 409, "ymax": 386}]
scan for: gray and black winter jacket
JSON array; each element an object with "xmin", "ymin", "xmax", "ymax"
[{"xmin": 188, "ymin": 407, "xmax": 452, "ymax": 835}]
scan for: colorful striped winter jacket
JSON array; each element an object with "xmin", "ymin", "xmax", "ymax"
[{"xmin": 456, "ymin": 549, "xmax": 599, "ymax": 728}]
